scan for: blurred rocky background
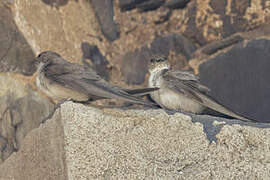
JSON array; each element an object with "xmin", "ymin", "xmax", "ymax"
[{"xmin": 0, "ymin": 0, "xmax": 269, "ymax": 165}]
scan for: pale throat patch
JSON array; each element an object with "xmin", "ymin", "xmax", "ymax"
[
  {"xmin": 148, "ymin": 63, "xmax": 170, "ymax": 87},
  {"xmin": 149, "ymin": 63, "xmax": 170, "ymax": 74},
  {"xmin": 36, "ymin": 62, "xmax": 54, "ymax": 97},
  {"xmin": 36, "ymin": 62, "xmax": 45, "ymax": 89}
]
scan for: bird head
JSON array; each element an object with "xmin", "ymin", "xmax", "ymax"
[
  {"xmin": 148, "ymin": 56, "xmax": 170, "ymax": 73},
  {"xmin": 34, "ymin": 51, "xmax": 61, "ymax": 67}
]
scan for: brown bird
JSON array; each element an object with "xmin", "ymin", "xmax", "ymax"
[
  {"xmin": 35, "ymin": 51, "xmax": 158, "ymax": 106},
  {"xmin": 148, "ymin": 56, "xmax": 255, "ymax": 122}
]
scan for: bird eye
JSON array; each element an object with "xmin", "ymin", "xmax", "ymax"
[{"xmin": 150, "ymin": 58, "xmax": 154, "ymax": 63}]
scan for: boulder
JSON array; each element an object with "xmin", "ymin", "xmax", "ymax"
[
  {"xmin": 91, "ymin": 0, "xmax": 120, "ymax": 42},
  {"xmin": 0, "ymin": 74, "xmax": 54, "ymax": 162},
  {"xmin": 198, "ymin": 38, "xmax": 270, "ymax": 123},
  {"xmin": 0, "ymin": 4, "xmax": 35, "ymax": 75},
  {"xmin": 0, "ymin": 102, "xmax": 269, "ymax": 179},
  {"xmin": 183, "ymin": 0, "xmax": 270, "ymax": 45},
  {"xmin": 121, "ymin": 33, "xmax": 196, "ymax": 85}
]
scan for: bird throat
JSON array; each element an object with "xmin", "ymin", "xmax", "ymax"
[{"xmin": 148, "ymin": 65, "xmax": 169, "ymax": 88}]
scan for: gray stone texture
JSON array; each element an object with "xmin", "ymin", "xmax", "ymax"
[
  {"xmin": 1, "ymin": 102, "xmax": 270, "ymax": 179},
  {"xmin": 199, "ymin": 39, "xmax": 270, "ymax": 123}
]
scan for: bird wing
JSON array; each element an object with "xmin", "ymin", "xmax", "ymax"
[
  {"xmin": 43, "ymin": 57, "xmax": 102, "ymax": 96},
  {"xmin": 44, "ymin": 57, "xmax": 101, "ymax": 82},
  {"xmin": 163, "ymin": 70, "xmax": 254, "ymax": 122},
  {"xmin": 163, "ymin": 70, "xmax": 210, "ymax": 103},
  {"xmin": 43, "ymin": 57, "xmax": 155, "ymax": 105}
]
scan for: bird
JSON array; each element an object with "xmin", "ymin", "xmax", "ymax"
[
  {"xmin": 35, "ymin": 51, "xmax": 158, "ymax": 106},
  {"xmin": 147, "ymin": 56, "xmax": 255, "ymax": 122}
]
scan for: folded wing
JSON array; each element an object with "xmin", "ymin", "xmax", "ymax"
[
  {"xmin": 43, "ymin": 57, "xmax": 156, "ymax": 105},
  {"xmin": 163, "ymin": 70, "xmax": 254, "ymax": 122}
]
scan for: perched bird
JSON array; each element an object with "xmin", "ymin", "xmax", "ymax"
[
  {"xmin": 148, "ymin": 56, "xmax": 254, "ymax": 122},
  {"xmin": 35, "ymin": 51, "xmax": 157, "ymax": 106}
]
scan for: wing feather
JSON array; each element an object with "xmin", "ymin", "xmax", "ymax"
[
  {"xmin": 163, "ymin": 70, "xmax": 210, "ymax": 103},
  {"xmin": 42, "ymin": 57, "xmax": 155, "ymax": 105},
  {"xmin": 163, "ymin": 70, "xmax": 254, "ymax": 122}
]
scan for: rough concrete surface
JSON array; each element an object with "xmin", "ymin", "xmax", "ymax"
[
  {"xmin": 1, "ymin": 102, "xmax": 269, "ymax": 179},
  {"xmin": 0, "ymin": 108, "xmax": 67, "ymax": 180}
]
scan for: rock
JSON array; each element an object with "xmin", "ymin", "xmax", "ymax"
[
  {"xmin": 2, "ymin": 143, "xmax": 14, "ymax": 162},
  {"xmin": 189, "ymin": 34, "xmax": 245, "ymax": 73},
  {"xmin": 189, "ymin": 29, "xmax": 270, "ymax": 74},
  {"xmin": 0, "ymin": 74, "xmax": 54, "ymax": 162},
  {"xmin": 90, "ymin": 0, "xmax": 120, "ymax": 42},
  {"xmin": 183, "ymin": 0, "xmax": 270, "ymax": 45},
  {"xmin": 2, "ymin": 0, "xmax": 14, "ymax": 5},
  {"xmin": 41, "ymin": 0, "xmax": 69, "ymax": 8},
  {"xmin": 136, "ymin": 0, "xmax": 165, "ymax": 12},
  {"xmin": 0, "ymin": 107, "xmax": 17, "ymax": 154},
  {"xmin": 150, "ymin": 33, "xmax": 197, "ymax": 59},
  {"xmin": 198, "ymin": 39, "xmax": 270, "ymax": 123},
  {"xmin": 165, "ymin": 0, "xmax": 190, "ymax": 9},
  {"xmin": 200, "ymin": 35, "xmax": 244, "ymax": 55},
  {"xmin": 0, "ymin": 136, "xmax": 7, "ymax": 152},
  {"xmin": 121, "ymin": 33, "xmax": 196, "ymax": 85},
  {"xmin": 14, "ymin": 90, "xmax": 54, "ymax": 149},
  {"xmin": 11, "ymin": 0, "xmax": 270, "ymax": 99},
  {"xmin": 119, "ymin": 0, "xmax": 148, "ymax": 11},
  {"xmin": 121, "ymin": 46, "xmax": 151, "ymax": 85},
  {"xmin": 0, "ymin": 108, "xmax": 67, "ymax": 180},
  {"xmin": 154, "ymin": 10, "xmax": 172, "ymax": 24},
  {"xmin": 12, "ymin": 0, "xmax": 100, "ymax": 61},
  {"xmin": 0, "ymin": 102, "xmax": 270, "ymax": 179},
  {"xmin": 119, "ymin": 0, "xmax": 190, "ymax": 12},
  {"xmin": 182, "ymin": 2, "xmax": 206, "ymax": 45},
  {"xmin": 81, "ymin": 42, "xmax": 110, "ymax": 81},
  {"xmin": 0, "ymin": 4, "xmax": 36, "ymax": 75}
]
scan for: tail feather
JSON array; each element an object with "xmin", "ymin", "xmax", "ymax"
[
  {"xmin": 109, "ymin": 90, "xmax": 157, "ymax": 106},
  {"xmin": 197, "ymin": 94, "xmax": 255, "ymax": 122},
  {"xmin": 123, "ymin": 87, "xmax": 159, "ymax": 96}
]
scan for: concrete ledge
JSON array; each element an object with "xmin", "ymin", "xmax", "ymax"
[{"xmin": 1, "ymin": 102, "xmax": 270, "ymax": 179}]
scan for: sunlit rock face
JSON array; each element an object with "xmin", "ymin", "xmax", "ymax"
[
  {"xmin": 0, "ymin": 0, "xmax": 269, "ymax": 166},
  {"xmin": 0, "ymin": 4, "xmax": 35, "ymax": 75}
]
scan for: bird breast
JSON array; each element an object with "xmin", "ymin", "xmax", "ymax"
[
  {"xmin": 148, "ymin": 70, "xmax": 205, "ymax": 113},
  {"xmin": 36, "ymin": 64, "xmax": 89, "ymax": 101},
  {"xmin": 159, "ymin": 88, "xmax": 205, "ymax": 113}
]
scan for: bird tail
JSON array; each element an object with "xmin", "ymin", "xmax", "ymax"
[
  {"xmin": 123, "ymin": 87, "xmax": 159, "ymax": 96},
  {"xmin": 197, "ymin": 93, "xmax": 256, "ymax": 122},
  {"xmin": 88, "ymin": 84, "xmax": 158, "ymax": 106},
  {"xmin": 111, "ymin": 90, "xmax": 158, "ymax": 106}
]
